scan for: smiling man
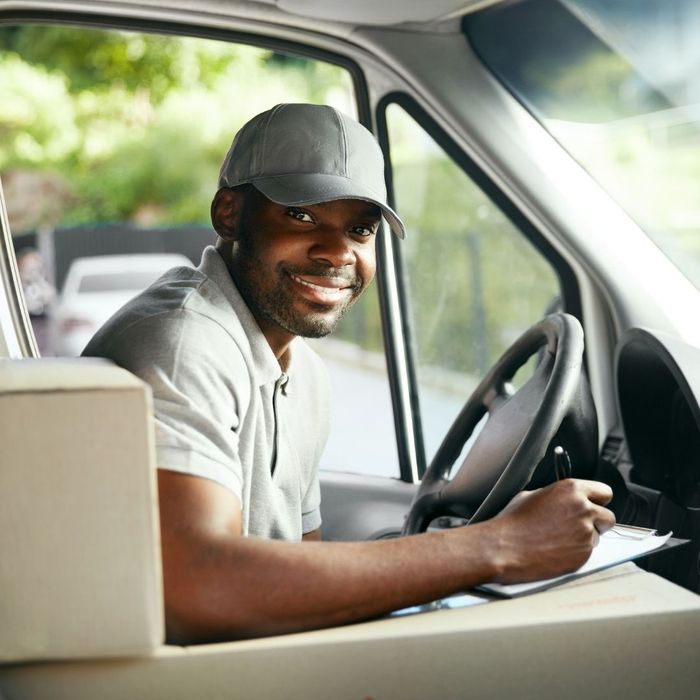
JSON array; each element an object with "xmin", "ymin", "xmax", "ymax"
[
  {"xmin": 215, "ymin": 188, "xmax": 378, "ymax": 347},
  {"xmin": 84, "ymin": 103, "xmax": 615, "ymax": 642}
]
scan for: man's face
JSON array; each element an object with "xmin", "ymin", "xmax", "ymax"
[{"xmin": 224, "ymin": 188, "xmax": 380, "ymax": 351}]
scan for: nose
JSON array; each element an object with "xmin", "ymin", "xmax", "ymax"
[{"xmin": 308, "ymin": 230, "xmax": 355, "ymax": 267}]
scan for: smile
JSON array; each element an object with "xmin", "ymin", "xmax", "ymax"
[{"xmin": 288, "ymin": 272, "xmax": 354, "ymax": 305}]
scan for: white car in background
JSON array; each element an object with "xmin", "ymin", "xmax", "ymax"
[{"xmin": 49, "ymin": 253, "xmax": 192, "ymax": 356}]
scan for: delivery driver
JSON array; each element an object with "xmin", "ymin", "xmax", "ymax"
[{"xmin": 84, "ymin": 103, "xmax": 615, "ymax": 642}]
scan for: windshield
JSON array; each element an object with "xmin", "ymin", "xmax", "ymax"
[{"xmin": 465, "ymin": 0, "xmax": 700, "ymax": 290}]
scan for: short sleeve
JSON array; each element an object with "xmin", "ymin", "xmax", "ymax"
[
  {"xmin": 301, "ymin": 478, "xmax": 322, "ymax": 534},
  {"xmin": 101, "ymin": 309, "xmax": 251, "ymax": 498}
]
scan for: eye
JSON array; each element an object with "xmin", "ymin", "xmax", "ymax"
[
  {"xmin": 350, "ymin": 224, "xmax": 378, "ymax": 238},
  {"xmin": 286, "ymin": 208, "xmax": 314, "ymax": 223}
]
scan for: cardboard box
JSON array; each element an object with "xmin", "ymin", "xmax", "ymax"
[
  {"xmin": 2, "ymin": 564, "xmax": 699, "ymax": 698},
  {"xmin": 0, "ymin": 358, "xmax": 163, "ymax": 662}
]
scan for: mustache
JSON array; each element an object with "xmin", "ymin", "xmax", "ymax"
[{"xmin": 282, "ymin": 264, "xmax": 363, "ymax": 291}]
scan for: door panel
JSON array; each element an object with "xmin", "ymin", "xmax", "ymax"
[{"xmin": 319, "ymin": 471, "xmax": 416, "ymax": 541}]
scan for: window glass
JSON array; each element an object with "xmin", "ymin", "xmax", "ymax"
[
  {"xmin": 310, "ymin": 285, "xmax": 399, "ymax": 477},
  {"xmin": 77, "ymin": 271, "xmax": 170, "ymax": 293},
  {"xmin": 385, "ymin": 103, "xmax": 561, "ymax": 464},
  {"xmin": 0, "ymin": 23, "xmax": 397, "ymax": 476},
  {"xmin": 466, "ymin": 0, "xmax": 700, "ymax": 291}
]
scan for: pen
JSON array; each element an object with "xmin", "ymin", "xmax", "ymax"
[{"xmin": 553, "ymin": 445, "xmax": 572, "ymax": 481}]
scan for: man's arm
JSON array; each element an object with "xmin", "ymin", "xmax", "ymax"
[{"xmin": 157, "ymin": 469, "xmax": 614, "ymax": 643}]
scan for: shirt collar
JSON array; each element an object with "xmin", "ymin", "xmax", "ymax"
[{"xmin": 198, "ymin": 246, "xmax": 299, "ymax": 387}]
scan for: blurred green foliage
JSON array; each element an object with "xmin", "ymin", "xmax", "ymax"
[
  {"xmin": 0, "ymin": 25, "xmax": 219, "ymax": 100},
  {"xmin": 388, "ymin": 104, "xmax": 559, "ymax": 380},
  {"xmin": 0, "ymin": 25, "xmax": 351, "ymax": 228}
]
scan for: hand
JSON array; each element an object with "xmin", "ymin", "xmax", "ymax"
[{"xmin": 483, "ymin": 479, "xmax": 616, "ymax": 584}]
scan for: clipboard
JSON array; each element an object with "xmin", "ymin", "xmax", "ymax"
[{"xmin": 477, "ymin": 526, "xmax": 689, "ymax": 598}]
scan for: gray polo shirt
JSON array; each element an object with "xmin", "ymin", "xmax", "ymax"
[{"xmin": 83, "ymin": 246, "xmax": 330, "ymax": 540}]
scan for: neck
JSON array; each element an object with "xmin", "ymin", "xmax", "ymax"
[
  {"xmin": 256, "ymin": 318, "xmax": 295, "ymax": 366},
  {"xmin": 216, "ymin": 241, "xmax": 295, "ymax": 364}
]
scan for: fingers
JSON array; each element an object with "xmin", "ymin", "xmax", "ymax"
[
  {"xmin": 592, "ymin": 502, "xmax": 616, "ymax": 535},
  {"xmin": 551, "ymin": 479, "xmax": 616, "ymax": 535},
  {"xmin": 499, "ymin": 479, "xmax": 616, "ymax": 540},
  {"xmin": 485, "ymin": 478, "xmax": 620, "ymax": 583},
  {"xmin": 560, "ymin": 478, "xmax": 614, "ymax": 506}
]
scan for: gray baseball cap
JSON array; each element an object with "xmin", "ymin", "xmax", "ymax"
[{"xmin": 218, "ymin": 103, "xmax": 405, "ymax": 238}]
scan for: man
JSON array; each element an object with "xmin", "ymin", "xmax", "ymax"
[{"xmin": 84, "ymin": 103, "xmax": 615, "ymax": 642}]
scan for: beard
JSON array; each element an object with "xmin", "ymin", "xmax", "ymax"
[{"xmin": 231, "ymin": 227, "xmax": 365, "ymax": 339}]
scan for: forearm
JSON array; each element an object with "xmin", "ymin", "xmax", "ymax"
[
  {"xmin": 162, "ymin": 524, "xmax": 500, "ymax": 642},
  {"xmin": 158, "ymin": 473, "xmax": 614, "ymax": 643}
]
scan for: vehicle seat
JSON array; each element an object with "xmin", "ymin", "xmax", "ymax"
[{"xmin": 0, "ymin": 358, "xmax": 164, "ymax": 663}]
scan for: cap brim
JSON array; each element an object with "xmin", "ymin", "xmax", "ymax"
[{"xmin": 249, "ymin": 173, "xmax": 406, "ymax": 239}]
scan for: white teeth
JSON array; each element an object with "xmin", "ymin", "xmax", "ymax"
[
  {"xmin": 290, "ymin": 274, "xmax": 348, "ymax": 298},
  {"xmin": 292, "ymin": 275, "xmax": 322, "ymax": 290}
]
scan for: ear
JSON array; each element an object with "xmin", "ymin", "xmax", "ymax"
[{"xmin": 211, "ymin": 188, "xmax": 245, "ymax": 243}]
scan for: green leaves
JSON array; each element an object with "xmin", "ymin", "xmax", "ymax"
[{"xmin": 0, "ymin": 25, "xmax": 352, "ymax": 231}]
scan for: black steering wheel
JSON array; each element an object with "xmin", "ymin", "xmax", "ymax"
[{"xmin": 402, "ymin": 313, "xmax": 595, "ymax": 535}]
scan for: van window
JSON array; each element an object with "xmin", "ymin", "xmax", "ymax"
[
  {"xmin": 0, "ymin": 22, "xmax": 398, "ymax": 477},
  {"xmin": 384, "ymin": 102, "xmax": 561, "ymax": 464}
]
